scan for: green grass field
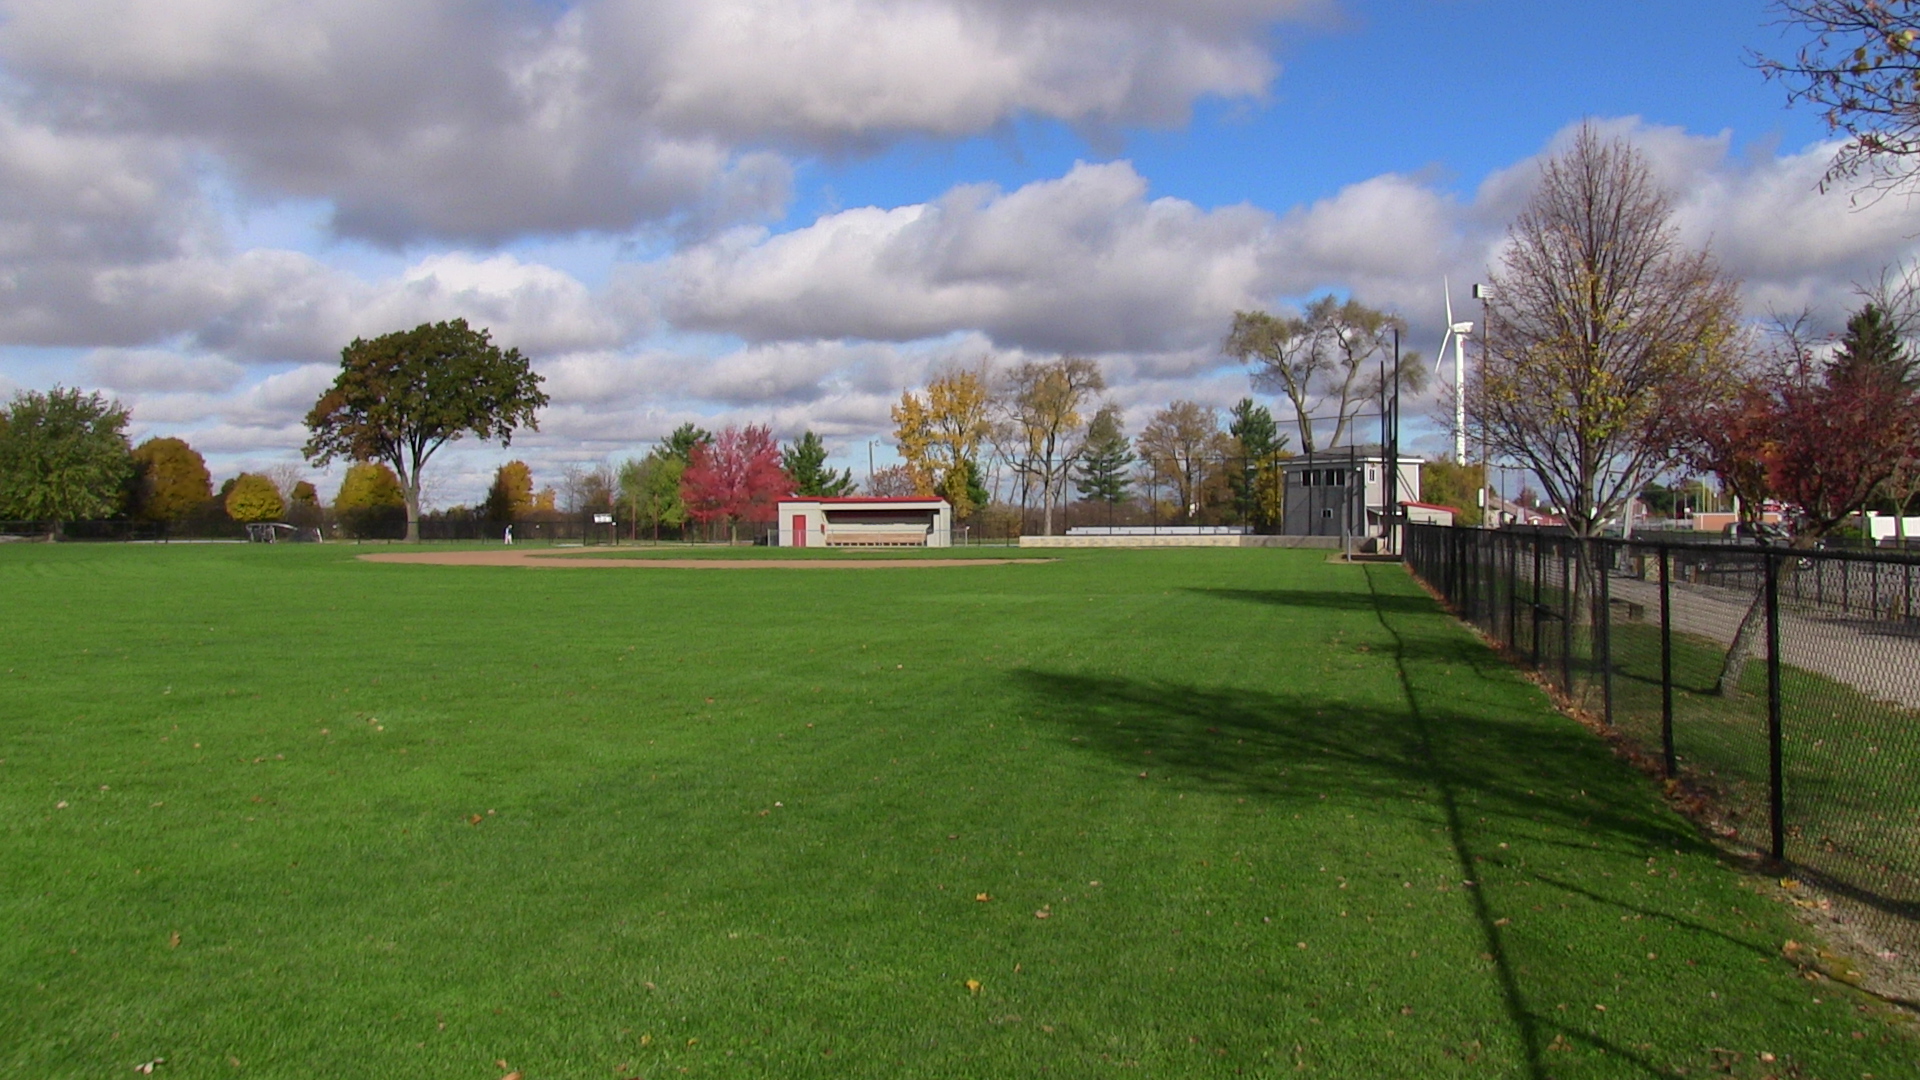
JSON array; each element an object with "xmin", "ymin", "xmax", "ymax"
[{"xmin": 1, "ymin": 544, "xmax": 1911, "ymax": 1078}]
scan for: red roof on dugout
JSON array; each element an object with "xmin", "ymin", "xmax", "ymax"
[{"xmin": 782, "ymin": 497, "xmax": 951, "ymax": 505}]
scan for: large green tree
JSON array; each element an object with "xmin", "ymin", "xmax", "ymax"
[
  {"xmin": 303, "ymin": 319, "xmax": 548, "ymax": 542},
  {"xmin": 130, "ymin": 436, "xmax": 212, "ymax": 523},
  {"xmin": 782, "ymin": 431, "xmax": 855, "ymax": 497},
  {"xmin": 0, "ymin": 387, "xmax": 132, "ymax": 537},
  {"xmin": 1419, "ymin": 460, "xmax": 1487, "ymax": 528},
  {"xmin": 619, "ymin": 450, "xmax": 689, "ymax": 541}
]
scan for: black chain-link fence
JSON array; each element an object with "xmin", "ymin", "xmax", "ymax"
[{"xmin": 1405, "ymin": 522, "xmax": 1920, "ymax": 958}]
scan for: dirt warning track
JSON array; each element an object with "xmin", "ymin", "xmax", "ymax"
[{"xmin": 356, "ymin": 549, "xmax": 1052, "ymax": 569}]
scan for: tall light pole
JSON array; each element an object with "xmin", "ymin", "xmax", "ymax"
[{"xmin": 1473, "ymin": 282, "xmax": 1494, "ymax": 513}]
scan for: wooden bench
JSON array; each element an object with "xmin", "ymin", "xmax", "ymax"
[{"xmin": 825, "ymin": 529, "xmax": 929, "ymax": 547}]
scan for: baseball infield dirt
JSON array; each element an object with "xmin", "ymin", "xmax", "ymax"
[{"xmin": 356, "ymin": 549, "xmax": 1052, "ymax": 569}]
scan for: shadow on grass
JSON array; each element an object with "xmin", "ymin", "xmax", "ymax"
[
  {"xmin": 1186, "ymin": 586, "xmax": 1439, "ymax": 616},
  {"xmin": 1015, "ymin": 567, "xmax": 1760, "ymax": 1080},
  {"xmin": 1011, "ymin": 667, "xmax": 1686, "ymax": 852}
]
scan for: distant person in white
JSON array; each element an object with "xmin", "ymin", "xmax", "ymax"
[{"xmin": 504, "ymin": 525, "xmax": 513, "ymax": 545}]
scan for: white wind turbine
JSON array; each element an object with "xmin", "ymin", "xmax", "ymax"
[{"xmin": 1434, "ymin": 278, "xmax": 1473, "ymax": 463}]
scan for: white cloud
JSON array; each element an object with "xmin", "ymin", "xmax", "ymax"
[
  {"xmin": 653, "ymin": 161, "xmax": 1283, "ymax": 352},
  {"xmin": 0, "ymin": 0, "xmax": 1329, "ymax": 245},
  {"xmin": 82, "ymin": 249, "xmax": 640, "ymax": 364},
  {"xmin": 84, "ymin": 348, "xmax": 245, "ymax": 393}
]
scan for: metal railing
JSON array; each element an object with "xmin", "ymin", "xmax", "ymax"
[{"xmin": 1405, "ymin": 523, "xmax": 1920, "ymax": 954}]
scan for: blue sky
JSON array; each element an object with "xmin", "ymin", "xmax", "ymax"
[
  {"xmin": 0, "ymin": 0, "xmax": 1905, "ymax": 505},
  {"xmin": 795, "ymin": 2, "xmax": 1821, "ymax": 220}
]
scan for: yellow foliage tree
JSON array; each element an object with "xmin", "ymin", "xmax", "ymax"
[
  {"xmin": 483, "ymin": 460, "xmax": 535, "ymax": 521},
  {"xmin": 224, "ymin": 473, "xmax": 285, "ymax": 523},
  {"xmin": 892, "ymin": 366, "xmax": 992, "ymax": 517}
]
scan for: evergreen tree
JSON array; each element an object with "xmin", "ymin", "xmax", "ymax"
[
  {"xmin": 949, "ymin": 457, "xmax": 990, "ymax": 515},
  {"xmin": 781, "ymin": 431, "xmax": 855, "ymax": 496},
  {"xmin": 1227, "ymin": 398, "xmax": 1285, "ymax": 528},
  {"xmin": 664, "ymin": 422, "xmax": 712, "ymax": 463},
  {"xmin": 1074, "ymin": 404, "xmax": 1134, "ymax": 505},
  {"xmin": 1833, "ymin": 303, "xmax": 1915, "ymax": 388}
]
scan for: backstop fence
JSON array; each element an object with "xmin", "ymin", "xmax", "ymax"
[{"xmin": 1404, "ymin": 522, "xmax": 1920, "ymax": 955}]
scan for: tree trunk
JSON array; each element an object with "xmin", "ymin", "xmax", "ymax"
[
  {"xmin": 1714, "ymin": 537, "xmax": 1812, "ymax": 695},
  {"xmin": 404, "ymin": 480, "xmax": 422, "ymax": 543},
  {"xmin": 1716, "ymin": 588, "xmax": 1766, "ymax": 696}
]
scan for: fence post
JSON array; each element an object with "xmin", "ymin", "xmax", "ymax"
[
  {"xmin": 1599, "ymin": 543, "xmax": 1614, "ymax": 727},
  {"xmin": 1765, "ymin": 549, "xmax": 1785, "ymax": 863},
  {"xmin": 1560, "ymin": 539, "xmax": 1574, "ymax": 695},
  {"xmin": 1659, "ymin": 544, "xmax": 1675, "ymax": 778},
  {"xmin": 1531, "ymin": 538, "xmax": 1543, "ymax": 668},
  {"xmin": 1506, "ymin": 533, "xmax": 1519, "ymax": 651}
]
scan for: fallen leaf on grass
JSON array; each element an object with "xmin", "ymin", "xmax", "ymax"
[
  {"xmin": 468, "ymin": 814, "xmax": 483, "ymax": 826},
  {"xmin": 965, "ymin": 979, "xmax": 982, "ymax": 995},
  {"xmin": 975, "ymin": 893, "xmax": 990, "ymax": 902},
  {"xmin": 167, "ymin": 931, "xmax": 180, "ymax": 949},
  {"xmin": 133, "ymin": 1060, "xmax": 163, "ymax": 1074},
  {"xmin": 1034, "ymin": 908, "xmax": 1051, "ymax": 919}
]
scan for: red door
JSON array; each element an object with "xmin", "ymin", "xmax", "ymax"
[{"xmin": 792, "ymin": 514, "xmax": 807, "ymax": 547}]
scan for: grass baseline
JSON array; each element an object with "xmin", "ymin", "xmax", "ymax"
[{"xmin": 0, "ymin": 542, "xmax": 1912, "ymax": 1078}]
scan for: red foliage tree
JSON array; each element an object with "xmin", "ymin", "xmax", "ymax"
[
  {"xmin": 680, "ymin": 425, "xmax": 793, "ymax": 540},
  {"xmin": 1691, "ymin": 310, "xmax": 1920, "ymax": 693},
  {"xmin": 1694, "ymin": 316, "xmax": 1920, "ymax": 542}
]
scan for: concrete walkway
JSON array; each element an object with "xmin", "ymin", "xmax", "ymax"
[{"xmin": 1606, "ymin": 571, "xmax": 1920, "ymax": 710}]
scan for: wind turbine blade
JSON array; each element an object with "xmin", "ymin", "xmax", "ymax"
[
  {"xmin": 1433, "ymin": 330, "xmax": 1451, "ymax": 373},
  {"xmin": 1444, "ymin": 277, "xmax": 1454, "ymax": 327}
]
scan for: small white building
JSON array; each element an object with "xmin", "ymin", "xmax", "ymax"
[
  {"xmin": 1402, "ymin": 501, "xmax": 1457, "ymax": 527},
  {"xmin": 777, "ymin": 497, "xmax": 953, "ymax": 547}
]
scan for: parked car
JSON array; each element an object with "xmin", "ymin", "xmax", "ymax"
[{"xmin": 1722, "ymin": 520, "xmax": 1790, "ymax": 544}]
